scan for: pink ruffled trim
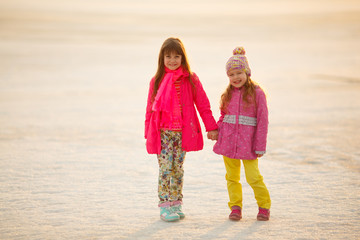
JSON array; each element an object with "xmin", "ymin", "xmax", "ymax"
[{"xmin": 158, "ymin": 200, "xmax": 182, "ymax": 207}]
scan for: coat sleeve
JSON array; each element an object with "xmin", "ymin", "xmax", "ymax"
[
  {"xmin": 217, "ymin": 109, "xmax": 226, "ymax": 128},
  {"xmin": 192, "ymin": 73, "xmax": 218, "ymax": 132},
  {"xmin": 144, "ymin": 78, "xmax": 155, "ymax": 139},
  {"xmin": 254, "ymin": 88, "xmax": 268, "ymax": 154}
]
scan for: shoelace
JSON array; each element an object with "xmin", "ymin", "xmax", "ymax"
[
  {"xmin": 171, "ymin": 206, "xmax": 181, "ymax": 213},
  {"xmin": 258, "ymin": 209, "xmax": 269, "ymax": 216},
  {"xmin": 161, "ymin": 207, "xmax": 175, "ymax": 214},
  {"xmin": 230, "ymin": 209, "xmax": 241, "ymax": 215}
]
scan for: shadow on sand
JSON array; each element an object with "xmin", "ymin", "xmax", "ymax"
[
  {"xmin": 122, "ymin": 219, "xmax": 180, "ymax": 239},
  {"xmin": 200, "ymin": 219, "xmax": 267, "ymax": 240}
]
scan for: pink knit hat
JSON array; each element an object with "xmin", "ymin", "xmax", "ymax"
[{"xmin": 225, "ymin": 47, "xmax": 251, "ymax": 76}]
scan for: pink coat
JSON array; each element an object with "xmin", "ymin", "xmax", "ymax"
[
  {"xmin": 213, "ymin": 86, "xmax": 268, "ymax": 160},
  {"xmin": 145, "ymin": 73, "xmax": 218, "ymax": 154}
]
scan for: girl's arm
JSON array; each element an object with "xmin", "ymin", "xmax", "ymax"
[
  {"xmin": 254, "ymin": 88, "xmax": 269, "ymax": 155},
  {"xmin": 208, "ymin": 108, "xmax": 226, "ymax": 141},
  {"xmin": 144, "ymin": 78, "xmax": 155, "ymax": 139},
  {"xmin": 217, "ymin": 109, "xmax": 226, "ymax": 128},
  {"xmin": 192, "ymin": 73, "xmax": 218, "ymax": 132}
]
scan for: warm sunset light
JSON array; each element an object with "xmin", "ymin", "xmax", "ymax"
[{"xmin": 0, "ymin": 0, "xmax": 359, "ymax": 239}]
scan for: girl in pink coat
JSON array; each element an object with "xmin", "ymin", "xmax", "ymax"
[
  {"xmin": 211, "ymin": 47, "xmax": 271, "ymax": 221},
  {"xmin": 145, "ymin": 37, "xmax": 218, "ymax": 222}
]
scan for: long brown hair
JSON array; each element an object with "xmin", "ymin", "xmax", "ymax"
[
  {"xmin": 152, "ymin": 37, "xmax": 194, "ymax": 101},
  {"xmin": 220, "ymin": 76, "xmax": 258, "ymax": 112}
]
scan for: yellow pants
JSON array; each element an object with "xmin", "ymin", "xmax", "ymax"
[{"xmin": 224, "ymin": 156, "xmax": 271, "ymax": 210}]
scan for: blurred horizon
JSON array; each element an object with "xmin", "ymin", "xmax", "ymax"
[{"xmin": 1, "ymin": 0, "xmax": 360, "ymax": 167}]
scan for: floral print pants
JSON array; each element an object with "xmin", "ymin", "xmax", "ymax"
[{"xmin": 157, "ymin": 130, "xmax": 186, "ymax": 204}]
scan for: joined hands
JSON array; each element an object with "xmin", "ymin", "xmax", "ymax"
[{"xmin": 207, "ymin": 130, "xmax": 218, "ymax": 141}]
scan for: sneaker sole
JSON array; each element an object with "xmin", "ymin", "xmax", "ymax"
[
  {"xmin": 229, "ymin": 216, "xmax": 242, "ymax": 221},
  {"xmin": 257, "ymin": 215, "xmax": 269, "ymax": 221},
  {"xmin": 161, "ymin": 216, "xmax": 180, "ymax": 222}
]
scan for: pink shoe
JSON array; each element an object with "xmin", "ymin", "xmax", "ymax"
[
  {"xmin": 257, "ymin": 207, "xmax": 270, "ymax": 221},
  {"xmin": 229, "ymin": 206, "xmax": 242, "ymax": 221}
]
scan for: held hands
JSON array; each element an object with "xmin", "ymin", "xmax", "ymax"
[
  {"xmin": 207, "ymin": 130, "xmax": 218, "ymax": 141},
  {"xmin": 207, "ymin": 130, "xmax": 264, "ymax": 157}
]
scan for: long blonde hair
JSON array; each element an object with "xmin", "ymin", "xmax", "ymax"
[
  {"xmin": 220, "ymin": 76, "xmax": 258, "ymax": 113},
  {"xmin": 152, "ymin": 37, "xmax": 194, "ymax": 101}
]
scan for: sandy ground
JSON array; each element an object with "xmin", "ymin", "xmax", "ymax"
[{"xmin": 1, "ymin": 0, "xmax": 360, "ymax": 239}]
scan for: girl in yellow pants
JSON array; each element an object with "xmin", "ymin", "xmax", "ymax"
[
  {"xmin": 224, "ymin": 156, "xmax": 271, "ymax": 220},
  {"xmin": 210, "ymin": 46, "xmax": 272, "ymax": 220}
]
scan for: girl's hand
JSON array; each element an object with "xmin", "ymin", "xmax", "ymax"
[
  {"xmin": 207, "ymin": 132, "xmax": 214, "ymax": 140},
  {"xmin": 257, "ymin": 154, "xmax": 264, "ymax": 158},
  {"xmin": 207, "ymin": 130, "xmax": 218, "ymax": 141}
]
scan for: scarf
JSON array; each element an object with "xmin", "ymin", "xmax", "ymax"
[{"xmin": 152, "ymin": 66, "xmax": 189, "ymax": 129}]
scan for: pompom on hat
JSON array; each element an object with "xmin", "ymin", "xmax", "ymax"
[{"xmin": 226, "ymin": 47, "xmax": 251, "ymax": 76}]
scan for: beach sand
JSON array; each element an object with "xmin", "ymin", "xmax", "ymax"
[{"xmin": 0, "ymin": 0, "xmax": 359, "ymax": 239}]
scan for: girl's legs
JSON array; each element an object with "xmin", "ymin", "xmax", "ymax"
[
  {"xmin": 243, "ymin": 159, "xmax": 271, "ymax": 209},
  {"xmin": 223, "ymin": 156, "xmax": 243, "ymax": 209},
  {"xmin": 170, "ymin": 145, "xmax": 186, "ymax": 202},
  {"xmin": 157, "ymin": 130, "xmax": 186, "ymax": 205}
]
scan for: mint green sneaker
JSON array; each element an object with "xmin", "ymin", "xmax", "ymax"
[
  {"xmin": 160, "ymin": 207, "xmax": 180, "ymax": 222},
  {"xmin": 171, "ymin": 204, "xmax": 185, "ymax": 219}
]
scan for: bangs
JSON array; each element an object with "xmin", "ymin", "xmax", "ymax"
[{"xmin": 162, "ymin": 42, "xmax": 183, "ymax": 56}]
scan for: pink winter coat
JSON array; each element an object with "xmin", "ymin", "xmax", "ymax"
[
  {"xmin": 145, "ymin": 73, "xmax": 218, "ymax": 154},
  {"xmin": 213, "ymin": 86, "xmax": 268, "ymax": 160}
]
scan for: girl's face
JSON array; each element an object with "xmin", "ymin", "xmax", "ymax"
[
  {"xmin": 228, "ymin": 69, "xmax": 247, "ymax": 89},
  {"xmin": 164, "ymin": 52, "xmax": 182, "ymax": 70}
]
